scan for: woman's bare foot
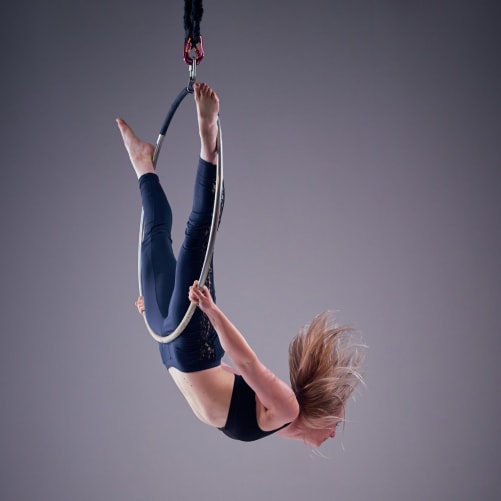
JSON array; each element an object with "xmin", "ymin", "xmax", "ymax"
[
  {"xmin": 116, "ymin": 118, "xmax": 155, "ymax": 179},
  {"xmin": 194, "ymin": 83, "xmax": 219, "ymax": 164}
]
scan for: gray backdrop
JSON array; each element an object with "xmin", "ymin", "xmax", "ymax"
[{"xmin": 2, "ymin": 1, "xmax": 500, "ymax": 500}]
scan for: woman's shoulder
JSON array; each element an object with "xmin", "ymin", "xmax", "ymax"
[{"xmin": 240, "ymin": 361, "xmax": 299, "ymax": 431}]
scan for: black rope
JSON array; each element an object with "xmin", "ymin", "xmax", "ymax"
[{"xmin": 184, "ymin": 0, "xmax": 204, "ymax": 45}]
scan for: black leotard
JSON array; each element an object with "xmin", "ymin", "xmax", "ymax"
[{"xmin": 218, "ymin": 375, "xmax": 290, "ymax": 442}]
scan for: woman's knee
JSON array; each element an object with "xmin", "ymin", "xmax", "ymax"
[{"xmin": 183, "ymin": 218, "xmax": 211, "ymax": 249}]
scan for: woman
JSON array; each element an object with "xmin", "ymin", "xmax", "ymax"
[{"xmin": 117, "ymin": 83, "xmax": 365, "ymax": 445}]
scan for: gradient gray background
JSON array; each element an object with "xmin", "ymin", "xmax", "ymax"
[{"xmin": 1, "ymin": 1, "xmax": 500, "ymax": 500}]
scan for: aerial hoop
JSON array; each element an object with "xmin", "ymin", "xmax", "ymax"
[{"xmin": 137, "ymin": 59, "xmax": 224, "ymax": 344}]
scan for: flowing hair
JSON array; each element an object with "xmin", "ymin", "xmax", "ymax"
[{"xmin": 288, "ymin": 311, "xmax": 366, "ymax": 430}]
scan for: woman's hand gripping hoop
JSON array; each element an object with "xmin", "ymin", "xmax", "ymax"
[{"xmin": 188, "ymin": 280, "xmax": 215, "ymax": 314}]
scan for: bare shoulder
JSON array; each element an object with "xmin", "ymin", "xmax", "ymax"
[{"xmin": 240, "ymin": 357, "xmax": 300, "ymax": 430}]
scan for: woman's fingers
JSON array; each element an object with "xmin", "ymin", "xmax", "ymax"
[
  {"xmin": 189, "ymin": 284, "xmax": 201, "ymax": 304},
  {"xmin": 189, "ymin": 281, "xmax": 211, "ymax": 309},
  {"xmin": 192, "ymin": 289, "xmax": 209, "ymax": 307}
]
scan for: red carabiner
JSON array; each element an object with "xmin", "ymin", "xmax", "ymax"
[{"xmin": 184, "ymin": 35, "xmax": 204, "ymax": 65}]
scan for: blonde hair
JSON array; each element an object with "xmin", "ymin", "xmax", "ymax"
[{"xmin": 288, "ymin": 311, "xmax": 366, "ymax": 430}]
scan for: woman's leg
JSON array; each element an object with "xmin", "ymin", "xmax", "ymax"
[
  {"xmin": 160, "ymin": 83, "xmax": 225, "ymax": 370},
  {"xmin": 139, "ymin": 173, "xmax": 177, "ymax": 332},
  {"xmin": 117, "ymin": 119, "xmax": 176, "ymax": 333},
  {"xmin": 163, "ymin": 158, "xmax": 219, "ymax": 332},
  {"xmin": 163, "ymin": 82, "xmax": 220, "ymax": 332}
]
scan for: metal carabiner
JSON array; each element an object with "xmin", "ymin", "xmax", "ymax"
[
  {"xmin": 187, "ymin": 59, "xmax": 196, "ymax": 93},
  {"xmin": 183, "ymin": 35, "xmax": 204, "ymax": 66}
]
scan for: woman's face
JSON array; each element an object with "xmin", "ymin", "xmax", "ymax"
[{"xmin": 303, "ymin": 408, "xmax": 345, "ymax": 447}]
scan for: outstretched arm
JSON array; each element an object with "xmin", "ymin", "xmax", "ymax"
[{"xmin": 189, "ymin": 282, "xmax": 299, "ymax": 426}]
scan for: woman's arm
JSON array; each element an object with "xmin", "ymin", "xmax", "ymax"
[{"xmin": 189, "ymin": 282, "xmax": 299, "ymax": 425}]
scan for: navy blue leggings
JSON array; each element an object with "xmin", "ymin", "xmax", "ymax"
[{"xmin": 139, "ymin": 159, "xmax": 224, "ymax": 372}]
